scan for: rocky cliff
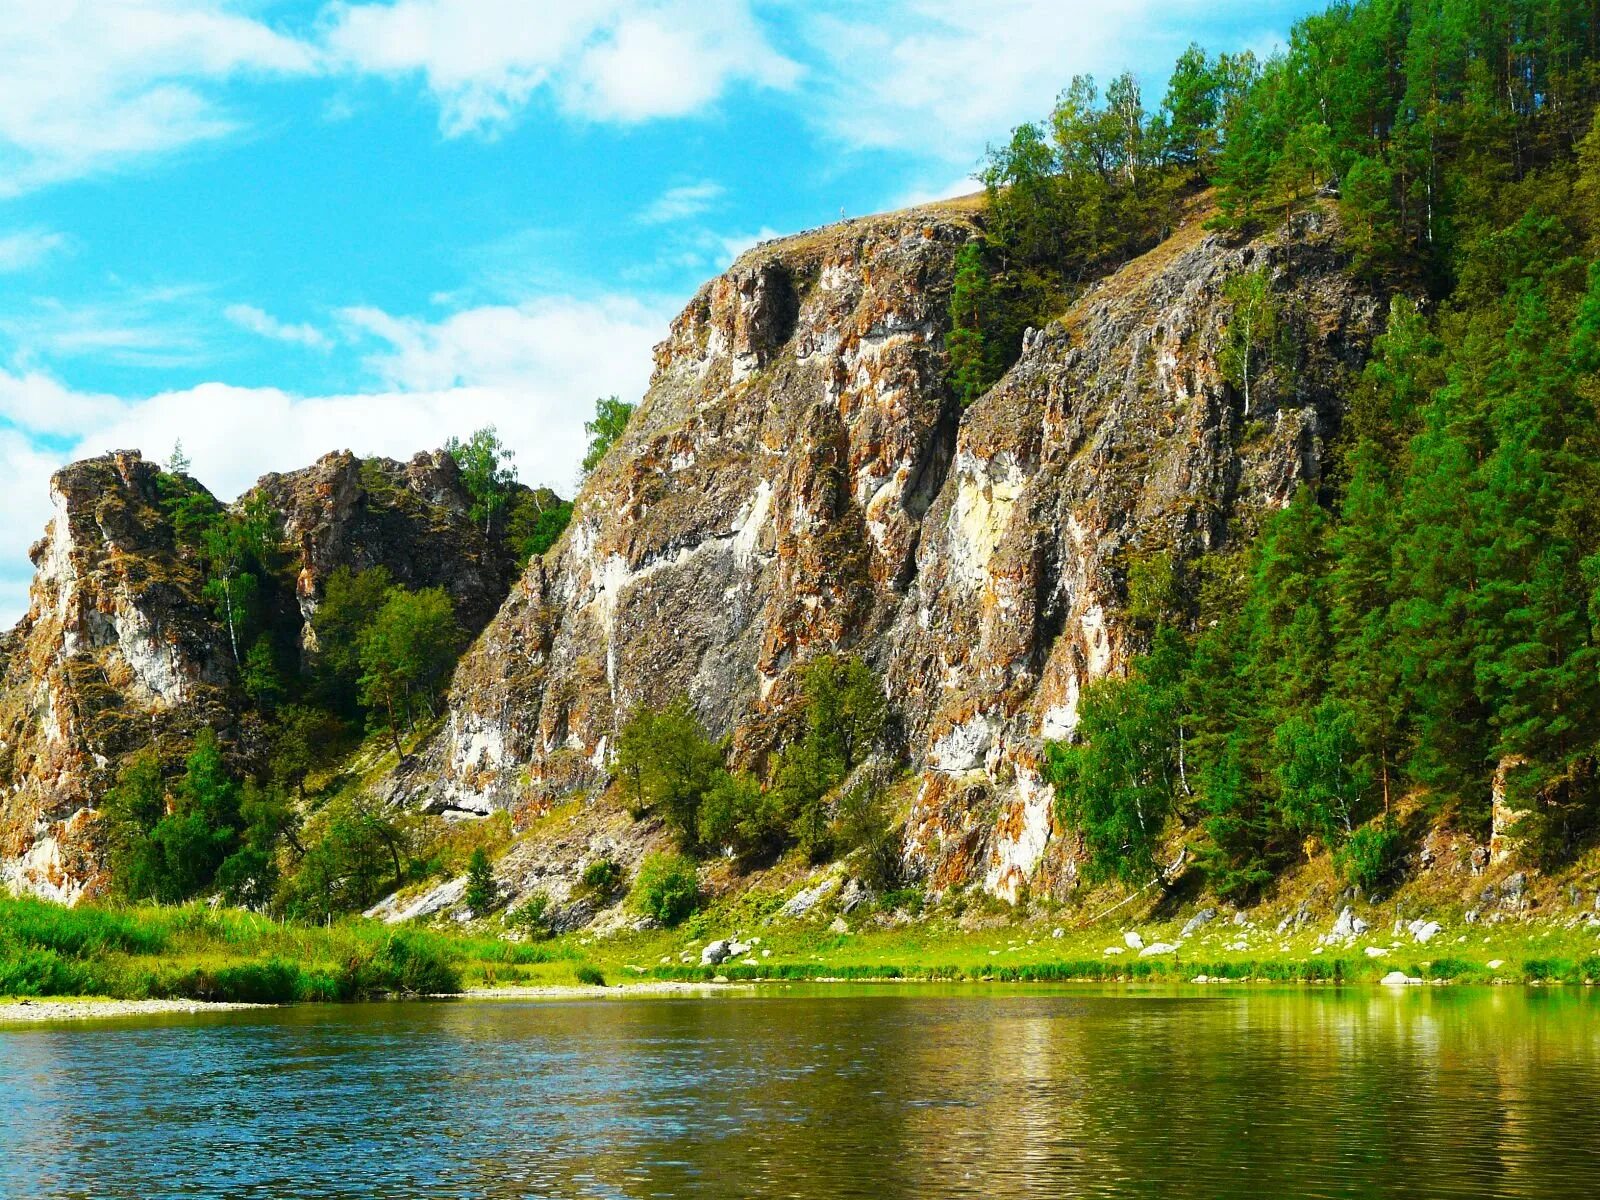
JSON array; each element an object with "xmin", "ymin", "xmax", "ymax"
[
  {"xmin": 417, "ymin": 194, "xmax": 1381, "ymax": 900},
  {"xmin": 0, "ymin": 449, "xmax": 532, "ymax": 899}
]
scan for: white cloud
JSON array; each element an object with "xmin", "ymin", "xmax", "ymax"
[
  {"xmin": 805, "ymin": 0, "xmax": 1229, "ymax": 160},
  {"xmin": 224, "ymin": 303, "xmax": 333, "ymax": 351},
  {"xmin": 0, "ymin": 230, "xmax": 68, "ymax": 272},
  {"xmin": 0, "ymin": 293, "xmax": 671, "ymax": 623},
  {"xmin": 323, "ymin": 0, "xmax": 799, "ymax": 135},
  {"xmin": 0, "ymin": 369, "xmax": 123, "ymax": 436},
  {"xmin": 639, "ymin": 181, "xmax": 725, "ymax": 225},
  {"xmin": 340, "ymin": 294, "xmax": 667, "ymax": 396},
  {"xmin": 0, "ymin": 1, "xmax": 319, "ymax": 193}
]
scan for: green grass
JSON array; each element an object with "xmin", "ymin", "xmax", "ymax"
[
  {"xmin": 0, "ymin": 896, "xmax": 585, "ymax": 1004},
  {"xmin": 8, "ymin": 888, "xmax": 1600, "ymax": 1007}
]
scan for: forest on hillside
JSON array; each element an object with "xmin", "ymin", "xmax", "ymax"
[{"xmin": 948, "ymin": 0, "xmax": 1600, "ymax": 897}]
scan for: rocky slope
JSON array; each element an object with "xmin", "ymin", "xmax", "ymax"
[
  {"xmin": 414, "ymin": 194, "xmax": 1381, "ymax": 903},
  {"xmin": 0, "ymin": 449, "xmax": 532, "ymax": 900}
]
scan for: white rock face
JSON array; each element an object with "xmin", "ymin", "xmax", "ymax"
[
  {"xmin": 1124, "ymin": 931, "xmax": 1145, "ymax": 950},
  {"xmin": 1331, "ymin": 907, "xmax": 1370, "ymax": 940},
  {"xmin": 1408, "ymin": 919, "xmax": 1442, "ymax": 944}
]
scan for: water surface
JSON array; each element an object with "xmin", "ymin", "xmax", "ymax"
[{"xmin": 2, "ymin": 986, "xmax": 1596, "ymax": 1198}]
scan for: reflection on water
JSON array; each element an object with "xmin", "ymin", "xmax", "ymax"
[{"xmin": 2, "ymin": 987, "xmax": 1597, "ymax": 1199}]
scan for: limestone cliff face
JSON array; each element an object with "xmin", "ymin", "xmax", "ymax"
[
  {"xmin": 252, "ymin": 449, "xmax": 525, "ymax": 643},
  {"xmin": 0, "ymin": 453, "xmax": 231, "ymax": 901},
  {"xmin": 0, "ymin": 450, "xmax": 531, "ymax": 900},
  {"xmin": 419, "ymin": 196, "xmax": 1381, "ymax": 901}
]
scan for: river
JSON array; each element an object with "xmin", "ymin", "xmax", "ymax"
[{"xmin": 2, "ymin": 986, "xmax": 1597, "ymax": 1198}]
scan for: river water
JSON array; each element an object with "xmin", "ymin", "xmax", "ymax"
[{"xmin": 2, "ymin": 986, "xmax": 1597, "ymax": 1198}]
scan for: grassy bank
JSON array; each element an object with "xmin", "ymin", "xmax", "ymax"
[
  {"xmin": 0, "ymin": 896, "xmax": 591, "ymax": 1004},
  {"xmin": 6, "ymin": 892, "xmax": 1600, "ymax": 1008}
]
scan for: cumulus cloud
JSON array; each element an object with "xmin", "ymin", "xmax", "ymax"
[
  {"xmin": 322, "ymin": 0, "xmax": 800, "ymax": 135},
  {"xmin": 805, "ymin": 0, "xmax": 1264, "ymax": 161},
  {"xmin": 224, "ymin": 303, "xmax": 334, "ymax": 351},
  {"xmin": 0, "ymin": 1, "xmax": 319, "ymax": 193},
  {"xmin": 0, "ymin": 292, "xmax": 671, "ymax": 623}
]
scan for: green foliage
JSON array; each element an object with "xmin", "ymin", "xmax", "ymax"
[
  {"xmin": 277, "ymin": 795, "xmax": 408, "ymax": 922},
  {"xmin": 580, "ymin": 857, "xmax": 622, "ymax": 895},
  {"xmin": 444, "ymin": 425, "xmax": 519, "ymax": 539},
  {"xmin": 102, "ymin": 729, "xmax": 245, "ymax": 905},
  {"xmin": 696, "ymin": 769, "xmax": 783, "ymax": 864},
  {"xmin": 504, "ymin": 892, "xmax": 552, "ymax": 938},
  {"xmin": 357, "ymin": 585, "xmax": 466, "ymax": 755},
  {"xmin": 506, "ymin": 491, "xmax": 573, "ymax": 564},
  {"xmin": 613, "ymin": 698, "xmax": 726, "ymax": 841},
  {"xmin": 629, "ymin": 854, "xmax": 701, "ymax": 927},
  {"xmin": 834, "ymin": 781, "xmax": 902, "ymax": 892},
  {"xmin": 1334, "ymin": 822, "xmax": 1406, "ymax": 895},
  {"xmin": 312, "ymin": 565, "xmax": 394, "ymax": 712},
  {"xmin": 582, "ymin": 395, "xmax": 635, "ymax": 474},
  {"xmin": 574, "ymin": 964, "xmax": 606, "ymax": 987},
  {"xmin": 1274, "ymin": 698, "xmax": 1372, "ymax": 844},
  {"xmin": 464, "ymin": 847, "xmax": 498, "ymax": 916},
  {"xmin": 946, "ymin": 241, "xmax": 1023, "ymax": 407},
  {"xmin": 772, "ymin": 655, "xmax": 890, "ymax": 857},
  {"xmin": 1219, "ymin": 267, "xmax": 1280, "ymax": 416},
  {"xmin": 1048, "ymin": 652, "xmax": 1182, "ymax": 886}
]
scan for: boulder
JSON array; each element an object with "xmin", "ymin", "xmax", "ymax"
[
  {"xmin": 1123, "ymin": 931, "xmax": 1145, "ymax": 950},
  {"xmin": 1407, "ymin": 919, "xmax": 1442, "ymax": 945},
  {"xmin": 1330, "ymin": 907, "xmax": 1369, "ymax": 940},
  {"xmin": 700, "ymin": 940, "xmax": 732, "ymax": 967},
  {"xmin": 1381, "ymin": 971, "xmax": 1422, "ymax": 986},
  {"xmin": 1180, "ymin": 907, "xmax": 1218, "ymax": 939},
  {"xmin": 1137, "ymin": 941, "xmax": 1179, "ymax": 957}
]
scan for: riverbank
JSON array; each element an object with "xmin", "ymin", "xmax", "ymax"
[
  {"xmin": 5, "ymin": 891, "xmax": 1600, "ymax": 1013},
  {"xmin": 0, "ymin": 996, "xmax": 271, "ymax": 1023}
]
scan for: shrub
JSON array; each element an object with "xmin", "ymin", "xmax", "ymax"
[
  {"xmin": 580, "ymin": 857, "xmax": 622, "ymax": 895},
  {"xmin": 1335, "ymin": 823, "xmax": 1405, "ymax": 895},
  {"xmin": 464, "ymin": 847, "xmax": 498, "ymax": 915},
  {"xmin": 503, "ymin": 892, "xmax": 552, "ymax": 938},
  {"xmin": 575, "ymin": 964, "xmax": 606, "ymax": 987},
  {"xmin": 371, "ymin": 933, "xmax": 460, "ymax": 995},
  {"xmin": 630, "ymin": 854, "xmax": 701, "ymax": 927},
  {"xmin": 835, "ymin": 782, "xmax": 902, "ymax": 892}
]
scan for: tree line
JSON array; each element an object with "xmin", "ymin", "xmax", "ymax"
[{"xmin": 1042, "ymin": 0, "xmax": 1600, "ymax": 898}]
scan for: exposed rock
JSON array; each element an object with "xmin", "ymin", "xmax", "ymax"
[
  {"xmin": 1123, "ymin": 930, "xmax": 1145, "ymax": 950},
  {"xmin": 415, "ymin": 195, "xmax": 1380, "ymax": 898},
  {"xmin": 252, "ymin": 450, "xmax": 537, "ymax": 645},
  {"xmin": 0, "ymin": 452, "xmax": 233, "ymax": 899},
  {"xmin": 1276, "ymin": 902, "xmax": 1313, "ymax": 935},
  {"xmin": 781, "ymin": 877, "xmax": 838, "ymax": 918},
  {"xmin": 1137, "ymin": 941, "xmax": 1179, "ymax": 957},
  {"xmin": 839, "ymin": 878, "xmax": 869, "ymax": 913},
  {"xmin": 700, "ymin": 940, "xmax": 732, "ymax": 967},
  {"xmin": 1180, "ymin": 907, "xmax": 1218, "ymax": 939},
  {"xmin": 1330, "ymin": 907, "xmax": 1370, "ymax": 940},
  {"xmin": 1407, "ymin": 919, "xmax": 1442, "ymax": 944},
  {"xmin": 1, "ymin": 449, "xmax": 543, "ymax": 900},
  {"xmin": 1381, "ymin": 971, "xmax": 1422, "ymax": 986},
  {"xmin": 1365, "ymin": 946, "xmax": 1389, "ymax": 958},
  {"xmin": 1488, "ymin": 755, "xmax": 1530, "ymax": 865}
]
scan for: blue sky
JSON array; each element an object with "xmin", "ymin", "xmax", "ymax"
[{"xmin": 0, "ymin": 0, "xmax": 1320, "ymax": 622}]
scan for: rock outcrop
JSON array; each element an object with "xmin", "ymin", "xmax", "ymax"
[
  {"xmin": 0, "ymin": 449, "xmax": 540, "ymax": 899},
  {"xmin": 416, "ymin": 194, "xmax": 1381, "ymax": 900},
  {"xmin": 252, "ymin": 449, "xmax": 530, "ymax": 644},
  {"xmin": 0, "ymin": 452, "xmax": 231, "ymax": 900}
]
